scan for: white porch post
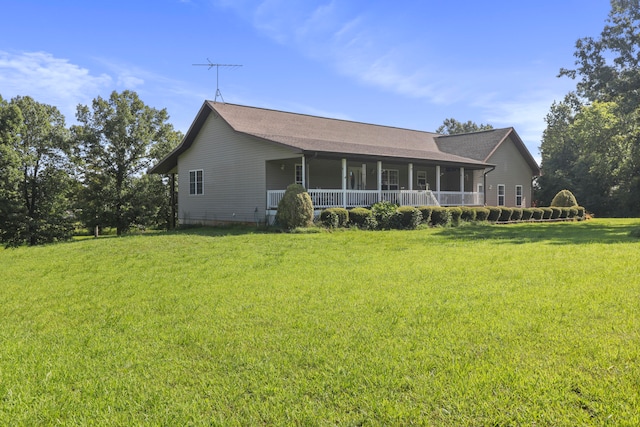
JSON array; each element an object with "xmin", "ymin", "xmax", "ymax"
[
  {"xmin": 301, "ymin": 155, "xmax": 306, "ymax": 189},
  {"xmin": 459, "ymin": 167, "xmax": 464, "ymax": 192},
  {"xmin": 361, "ymin": 163, "xmax": 367, "ymax": 189},
  {"xmin": 408, "ymin": 163, "xmax": 413, "ymax": 191},
  {"xmin": 377, "ymin": 161, "xmax": 382, "ymax": 202},
  {"xmin": 341, "ymin": 158, "xmax": 347, "ymax": 208},
  {"xmin": 436, "ymin": 165, "xmax": 441, "ymax": 193}
]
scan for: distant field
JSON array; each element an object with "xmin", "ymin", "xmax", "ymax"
[{"xmin": 1, "ymin": 219, "xmax": 639, "ymax": 425}]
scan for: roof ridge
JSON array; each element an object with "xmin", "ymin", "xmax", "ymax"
[
  {"xmin": 436, "ymin": 127, "xmax": 512, "ymax": 138},
  {"xmin": 209, "ymin": 101, "xmax": 441, "ymax": 136}
]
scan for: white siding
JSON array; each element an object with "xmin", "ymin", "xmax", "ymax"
[
  {"xmin": 178, "ymin": 113, "xmax": 297, "ymax": 224},
  {"xmin": 485, "ymin": 136, "xmax": 536, "ymax": 207}
]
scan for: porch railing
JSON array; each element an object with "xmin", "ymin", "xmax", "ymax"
[{"xmin": 267, "ymin": 189, "xmax": 483, "ymax": 209}]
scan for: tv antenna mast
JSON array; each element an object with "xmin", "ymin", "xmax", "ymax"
[{"xmin": 192, "ymin": 59, "xmax": 242, "ymax": 103}]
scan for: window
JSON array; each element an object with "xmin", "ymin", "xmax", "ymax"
[
  {"xmin": 189, "ymin": 169, "xmax": 203, "ymax": 195},
  {"xmin": 295, "ymin": 164, "xmax": 303, "ymax": 185},
  {"xmin": 515, "ymin": 185, "xmax": 523, "ymax": 207},
  {"xmin": 417, "ymin": 171, "xmax": 427, "ymax": 189},
  {"xmin": 497, "ymin": 184, "xmax": 505, "ymax": 206},
  {"xmin": 381, "ymin": 169, "xmax": 399, "ymax": 190}
]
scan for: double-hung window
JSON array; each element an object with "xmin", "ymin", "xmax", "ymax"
[
  {"xmin": 189, "ymin": 169, "xmax": 203, "ymax": 195},
  {"xmin": 515, "ymin": 185, "xmax": 523, "ymax": 207},
  {"xmin": 497, "ymin": 184, "xmax": 505, "ymax": 206},
  {"xmin": 295, "ymin": 164, "xmax": 303, "ymax": 185}
]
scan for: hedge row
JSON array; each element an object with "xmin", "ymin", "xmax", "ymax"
[{"xmin": 319, "ymin": 203, "xmax": 587, "ymax": 230}]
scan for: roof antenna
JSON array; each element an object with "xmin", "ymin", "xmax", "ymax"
[{"xmin": 193, "ymin": 59, "xmax": 242, "ymax": 103}]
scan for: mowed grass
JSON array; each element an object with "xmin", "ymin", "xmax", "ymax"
[{"xmin": 1, "ymin": 220, "xmax": 639, "ymax": 425}]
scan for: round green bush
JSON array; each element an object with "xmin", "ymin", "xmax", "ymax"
[
  {"xmin": 474, "ymin": 207, "xmax": 490, "ymax": 221},
  {"xmin": 397, "ymin": 206, "xmax": 423, "ymax": 230},
  {"xmin": 430, "ymin": 206, "xmax": 451, "ymax": 227},
  {"xmin": 319, "ymin": 210, "xmax": 339, "ymax": 228},
  {"xmin": 460, "ymin": 206, "xmax": 477, "ymax": 222},
  {"xmin": 348, "ymin": 207, "xmax": 372, "ymax": 227},
  {"xmin": 531, "ymin": 208, "xmax": 544, "ymax": 220},
  {"xmin": 511, "ymin": 208, "xmax": 523, "ymax": 221},
  {"xmin": 447, "ymin": 207, "xmax": 463, "ymax": 226},
  {"xmin": 550, "ymin": 207, "xmax": 562, "ymax": 219},
  {"xmin": 568, "ymin": 207, "xmax": 578, "ymax": 219},
  {"xmin": 275, "ymin": 184, "xmax": 314, "ymax": 230},
  {"xmin": 541, "ymin": 207, "xmax": 553, "ymax": 219},
  {"xmin": 487, "ymin": 206, "xmax": 502, "ymax": 222},
  {"xmin": 551, "ymin": 189, "xmax": 578, "ymax": 207},
  {"xmin": 521, "ymin": 208, "xmax": 534, "ymax": 221},
  {"xmin": 371, "ymin": 201, "xmax": 401, "ymax": 229},
  {"xmin": 321, "ymin": 207, "xmax": 348, "ymax": 227},
  {"xmin": 417, "ymin": 206, "xmax": 433, "ymax": 224},
  {"xmin": 499, "ymin": 207, "xmax": 513, "ymax": 222}
]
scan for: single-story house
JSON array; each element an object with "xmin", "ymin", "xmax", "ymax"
[{"xmin": 149, "ymin": 101, "xmax": 540, "ymax": 225}]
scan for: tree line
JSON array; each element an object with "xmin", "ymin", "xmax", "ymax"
[
  {"xmin": 0, "ymin": 90, "xmax": 182, "ymax": 247},
  {"xmin": 537, "ymin": 0, "xmax": 640, "ymax": 216}
]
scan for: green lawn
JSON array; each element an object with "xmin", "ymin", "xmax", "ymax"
[{"xmin": 1, "ymin": 219, "xmax": 639, "ymax": 425}]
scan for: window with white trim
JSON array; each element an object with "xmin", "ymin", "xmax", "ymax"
[
  {"xmin": 497, "ymin": 184, "xmax": 505, "ymax": 206},
  {"xmin": 417, "ymin": 171, "xmax": 427, "ymax": 189},
  {"xmin": 381, "ymin": 169, "xmax": 399, "ymax": 190},
  {"xmin": 515, "ymin": 185, "xmax": 523, "ymax": 207},
  {"xmin": 189, "ymin": 169, "xmax": 203, "ymax": 195},
  {"xmin": 295, "ymin": 164, "xmax": 303, "ymax": 185}
]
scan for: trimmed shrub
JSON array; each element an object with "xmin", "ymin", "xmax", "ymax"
[
  {"xmin": 487, "ymin": 206, "xmax": 502, "ymax": 222},
  {"xmin": 275, "ymin": 184, "xmax": 314, "ymax": 230},
  {"xmin": 319, "ymin": 210, "xmax": 339, "ymax": 228},
  {"xmin": 430, "ymin": 206, "xmax": 451, "ymax": 227},
  {"xmin": 511, "ymin": 208, "xmax": 523, "ymax": 221},
  {"xmin": 348, "ymin": 207, "xmax": 372, "ymax": 227},
  {"xmin": 474, "ymin": 207, "xmax": 490, "ymax": 222},
  {"xmin": 447, "ymin": 207, "xmax": 463, "ymax": 226},
  {"xmin": 363, "ymin": 215, "xmax": 378, "ymax": 230},
  {"xmin": 321, "ymin": 207, "xmax": 348, "ymax": 227},
  {"xmin": 559, "ymin": 207, "xmax": 571, "ymax": 219},
  {"xmin": 371, "ymin": 201, "xmax": 401, "ymax": 230},
  {"xmin": 568, "ymin": 207, "xmax": 578, "ymax": 219},
  {"xmin": 417, "ymin": 206, "xmax": 433, "ymax": 224},
  {"xmin": 541, "ymin": 207, "xmax": 553, "ymax": 219},
  {"xmin": 550, "ymin": 207, "xmax": 562, "ymax": 219},
  {"xmin": 576, "ymin": 206, "xmax": 586, "ymax": 220},
  {"xmin": 460, "ymin": 206, "xmax": 477, "ymax": 222},
  {"xmin": 551, "ymin": 189, "xmax": 578, "ymax": 207},
  {"xmin": 499, "ymin": 207, "xmax": 513, "ymax": 222},
  {"xmin": 531, "ymin": 208, "xmax": 544, "ymax": 220},
  {"xmin": 521, "ymin": 208, "xmax": 534, "ymax": 221},
  {"xmin": 397, "ymin": 206, "xmax": 423, "ymax": 230}
]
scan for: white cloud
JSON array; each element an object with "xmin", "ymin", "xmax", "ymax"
[{"xmin": 0, "ymin": 51, "xmax": 111, "ymax": 121}]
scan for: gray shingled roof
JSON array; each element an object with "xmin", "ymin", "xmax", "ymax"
[{"xmin": 150, "ymin": 102, "xmax": 498, "ymax": 174}]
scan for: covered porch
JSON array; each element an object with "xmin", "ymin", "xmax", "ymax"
[{"xmin": 266, "ymin": 155, "xmax": 486, "ymax": 210}]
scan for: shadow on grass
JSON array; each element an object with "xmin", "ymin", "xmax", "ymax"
[{"xmin": 434, "ymin": 220, "xmax": 640, "ymax": 245}]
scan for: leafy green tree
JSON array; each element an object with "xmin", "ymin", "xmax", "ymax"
[
  {"xmin": 0, "ymin": 96, "xmax": 24, "ymax": 244},
  {"xmin": 0, "ymin": 95, "xmax": 74, "ymax": 246},
  {"xmin": 436, "ymin": 118, "xmax": 493, "ymax": 135},
  {"xmin": 73, "ymin": 90, "xmax": 181, "ymax": 235},
  {"xmin": 541, "ymin": 1, "xmax": 640, "ymax": 216},
  {"xmin": 559, "ymin": 0, "xmax": 640, "ymax": 112}
]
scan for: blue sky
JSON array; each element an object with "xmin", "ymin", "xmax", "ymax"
[{"xmin": 1, "ymin": 0, "xmax": 612, "ymax": 162}]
